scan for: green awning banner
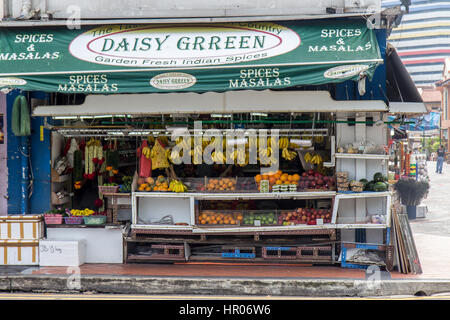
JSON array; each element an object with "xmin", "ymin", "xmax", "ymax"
[{"xmin": 0, "ymin": 20, "xmax": 382, "ymax": 94}]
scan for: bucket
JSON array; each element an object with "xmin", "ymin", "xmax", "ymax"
[{"xmin": 406, "ymin": 205, "xmax": 417, "ymax": 220}]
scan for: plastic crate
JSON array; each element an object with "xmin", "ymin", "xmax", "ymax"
[
  {"xmin": 84, "ymin": 216, "xmax": 107, "ymax": 225},
  {"xmin": 44, "ymin": 214, "xmax": 63, "ymax": 225},
  {"xmin": 64, "ymin": 216, "xmax": 84, "ymax": 225},
  {"xmin": 222, "ymin": 246, "xmax": 256, "ymax": 259}
]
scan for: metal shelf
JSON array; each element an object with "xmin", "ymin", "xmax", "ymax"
[
  {"xmin": 335, "ymin": 153, "xmax": 389, "ymax": 160},
  {"xmin": 133, "ymin": 191, "xmax": 336, "ymax": 200}
]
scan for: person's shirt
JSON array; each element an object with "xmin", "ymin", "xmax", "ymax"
[{"xmin": 437, "ymin": 148, "xmax": 446, "ymax": 157}]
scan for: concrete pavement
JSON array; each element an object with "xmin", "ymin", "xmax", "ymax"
[
  {"xmin": 409, "ymin": 161, "xmax": 450, "ymax": 279},
  {"xmin": 1, "ymin": 162, "xmax": 450, "ymax": 297}
]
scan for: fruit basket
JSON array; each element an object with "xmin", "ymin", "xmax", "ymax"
[
  {"xmin": 84, "ymin": 215, "xmax": 107, "ymax": 225},
  {"xmin": 98, "ymin": 185, "xmax": 119, "ymax": 194},
  {"xmin": 64, "ymin": 216, "xmax": 84, "ymax": 225},
  {"xmin": 43, "ymin": 214, "xmax": 63, "ymax": 225}
]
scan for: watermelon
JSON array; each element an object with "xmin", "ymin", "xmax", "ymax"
[
  {"xmin": 373, "ymin": 172, "xmax": 384, "ymax": 182},
  {"xmin": 373, "ymin": 181, "xmax": 388, "ymax": 192},
  {"xmin": 365, "ymin": 180, "xmax": 376, "ymax": 191}
]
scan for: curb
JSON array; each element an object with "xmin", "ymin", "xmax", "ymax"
[{"xmin": 2, "ymin": 274, "xmax": 450, "ymax": 297}]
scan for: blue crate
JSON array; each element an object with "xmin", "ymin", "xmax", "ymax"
[{"xmin": 221, "ymin": 249, "xmax": 255, "ymax": 259}]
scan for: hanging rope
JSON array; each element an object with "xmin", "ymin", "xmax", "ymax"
[{"xmin": 11, "ymin": 95, "xmax": 31, "ymax": 136}]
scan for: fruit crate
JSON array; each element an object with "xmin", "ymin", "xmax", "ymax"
[
  {"xmin": 197, "ymin": 210, "xmax": 243, "ymax": 227},
  {"xmin": 149, "ymin": 244, "xmax": 186, "ymax": 260},
  {"xmin": 296, "ymin": 245, "xmax": 333, "ymax": 262},
  {"xmin": 278, "ymin": 208, "xmax": 333, "ymax": 225},
  {"xmin": 241, "ymin": 210, "xmax": 278, "ymax": 226},
  {"xmin": 262, "ymin": 247, "xmax": 298, "ymax": 260},
  {"xmin": 262, "ymin": 245, "xmax": 333, "ymax": 262},
  {"xmin": 205, "ymin": 177, "xmax": 238, "ymax": 192}
]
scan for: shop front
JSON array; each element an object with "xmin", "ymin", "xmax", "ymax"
[{"xmin": 0, "ymin": 18, "xmax": 400, "ymax": 268}]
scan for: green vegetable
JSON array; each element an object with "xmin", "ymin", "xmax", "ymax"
[{"xmin": 11, "ymin": 95, "xmax": 31, "ymax": 136}]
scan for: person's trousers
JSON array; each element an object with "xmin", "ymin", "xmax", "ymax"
[{"xmin": 437, "ymin": 156, "xmax": 444, "ymax": 173}]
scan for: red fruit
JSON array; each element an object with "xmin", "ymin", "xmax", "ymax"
[
  {"xmin": 310, "ymin": 182, "xmax": 316, "ymax": 188},
  {"xmin": 317, "ymin": 179, "xmax": 324, "ymax": 186},
  {"xmin": 302, "ymin": 172, "xmax": 308, "ymax": 177}
]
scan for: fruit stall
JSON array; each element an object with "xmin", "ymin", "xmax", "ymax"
[{"xmin": 39, "ymin": 106, "xmax": 394, "ymax": 268}]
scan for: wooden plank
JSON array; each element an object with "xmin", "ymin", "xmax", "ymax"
[
  {"xmin": 398, "ymin": 213, "xmax": 423, "ymax": 274},
  {"xmin": 392, "ymin": 208, "xmax": 407, "ymax": 273}
]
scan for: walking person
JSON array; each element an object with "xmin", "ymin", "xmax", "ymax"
[{"xmin": 436, "ymin": 145, "xmax": 446, "ymax": 174}]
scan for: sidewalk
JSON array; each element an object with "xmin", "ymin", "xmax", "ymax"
[{"xmin": 1, "ymin": 162, "xmax": 450, "ymax": 297}]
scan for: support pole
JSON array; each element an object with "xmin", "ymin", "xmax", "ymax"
[{"xmin": 20, "ymin": 136, "xmax": 30, "ymax": 215}]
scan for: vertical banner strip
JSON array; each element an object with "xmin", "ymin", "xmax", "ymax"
[
  {"xmin": 3, "ymin": 247, "xmax": 7, "ymax": 264},
  {"xmin": 7, "ymin": 223, "xmax": 11, "ymax": 239},
  {"xmin": 17, "ymin": 245, "xmax": 21, "ymax": 262},
  {"xmin": 32, "ymin": 223, "xmax": 36, "ymax": 239}
]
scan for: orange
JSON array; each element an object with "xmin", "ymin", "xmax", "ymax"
[
  {"xmin": 288, "ymin": 175, "xmax": 294, "ymax": 182},
  {"xmin": 276, "ymin": 170, "xmax": 282, "ymax": 175},
  {"xmin": 292, "ymin": 174, "xmax": 300, "ymax": 181},
  {"xmin": 275, "ymin": 179, "xmax": 283, "ymax": 185},
  {"xmin": 280, "ymin": 174, "xmax": 288, "ymax": 182},
  {"xmin": 269, "ymin": 176, "xmax": 277, "ymax": 185},
  {"xmin": 261, "ymin": 175, "xmax": 269, "ymax": 181}
]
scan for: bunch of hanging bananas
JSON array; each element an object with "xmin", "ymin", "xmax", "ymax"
[
  {"xmin": 142, "ymin": 146, "xmax": 151, "ymax": 159},
  {"xmin": 229, "ymin": 149, "xmax": 248, "ymax": 166},
  {"xmin": 314, "ymin": 136, "xmax": 324, "ymax": 143},
  {"xmin": 147, "ymin": 136, "xmax": 155, "ymax": 146},
  {"xmin": 169, "ymin": 179, "xmax": 188, "ymax": 193},
  {"xmin": 279, "ymin": 137, "xmax": 289, "ymax": 149},
  {"xmin": 211, "ymin": 151, "xmax": 225, "ymax": 163},
  {"xmin": 175, "ymin": 137, "xmax": 191, "ymax": 150},
  {"xmin": 305, "ymin": 152, "xmax": 323, "ymax": 165},
  {"xmin": 282, "ymin": 148, "xmax": 297, "ymax": 160},
  {"xmin": 258, "ymin": 146, "xmax": 273, "ymax": 160}
]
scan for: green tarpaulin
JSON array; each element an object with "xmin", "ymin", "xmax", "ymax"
[{"xmin": 0, "ymin": 20, "xmax": 382, "ymax": 94}]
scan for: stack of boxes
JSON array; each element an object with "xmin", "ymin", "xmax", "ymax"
[
  {"xmin": 349, "ymin": 180, "xmax": 364, "ymax": 192},
  {"xmin": 0, "ymin": 215, "xmax": 44, "ymax": 265},
  {"xmin": 336, "ymin": 172, "xmax": 349, "ymax": 192}
]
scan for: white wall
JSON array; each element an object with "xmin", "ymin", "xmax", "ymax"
[{"xmin": 4, "ymin": 0, "xmax": 381, "ymax": 20}]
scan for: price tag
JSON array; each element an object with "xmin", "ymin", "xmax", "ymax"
[
  {"xmin": 254, "ymin": 220, "xmax": 261, "ymax": 226},
  {"xmin": 316, "ymin": 219, "xmax": 324, "ymax": 225}
]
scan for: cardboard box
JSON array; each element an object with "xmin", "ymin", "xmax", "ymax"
[
  {"xmin": 39, "ymin": 239, "xmax": 86, "ymax": 267},
  {"xmin": 0, "ymin": 240, "xmax": 39, "ymax": 265}
]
